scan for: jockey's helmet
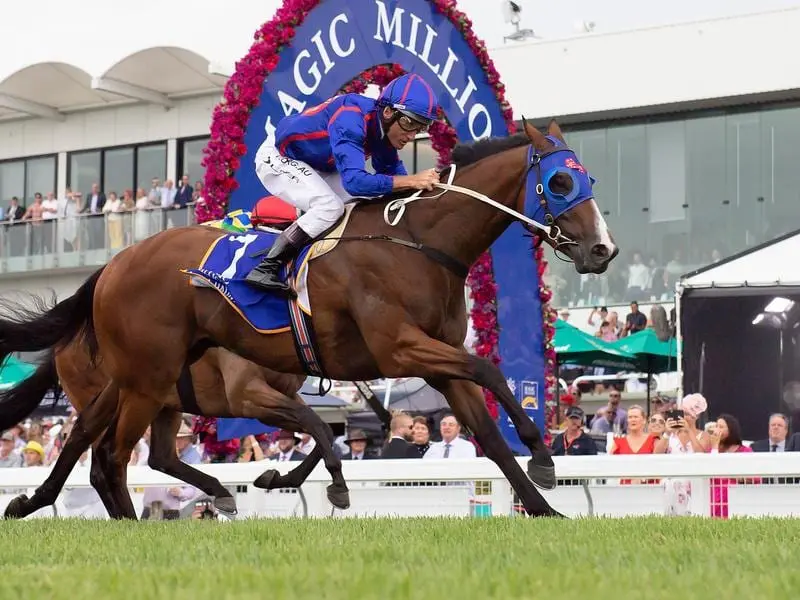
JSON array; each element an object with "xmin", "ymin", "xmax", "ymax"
[{"xmin": 377, "ymin": 73, "xmax": 439, "ymax": 130}]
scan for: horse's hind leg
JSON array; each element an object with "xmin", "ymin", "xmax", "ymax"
[
  {"xmin": 236, "ymin": 380, "xmax": 348, "ymax": 510},
  {"xmin": 4, "ymin": 383, "xmax": 119, "ymax": 520},
  {"xmin": 101, "ymin": 388, "xmax": 164, "ymax": 520},
  {"xmin": 147, "ymin": 409, "xmax": 237, "ymax": 516},
  {"xmin": 429, "ymin": 378, "xmax": 562, "ymax": 518}
]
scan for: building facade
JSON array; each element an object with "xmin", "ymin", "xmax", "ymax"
[{"xmin": 0, "ymin": 3, "xmax": 797, "ymax": 315}]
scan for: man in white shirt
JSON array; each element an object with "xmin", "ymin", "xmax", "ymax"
[{"xmin": 423, "ymin": 414, "xmax": 477, "ymax": 460}]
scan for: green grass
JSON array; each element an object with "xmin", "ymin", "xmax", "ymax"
[{"xmin": 1, "ymin": 517, "xmax": 799, "ymax": 599}]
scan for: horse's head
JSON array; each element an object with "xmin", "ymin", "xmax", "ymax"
[{"xmin": 519, "ymin": 119, "xmax": 617, "ymax": 274}]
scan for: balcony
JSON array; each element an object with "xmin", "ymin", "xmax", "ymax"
[{"xmin": 0, "ymin": 206, "xmax": 197, "ymax": 276}]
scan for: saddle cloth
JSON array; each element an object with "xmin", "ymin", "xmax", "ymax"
[{"xmin": 184, "ymin": 204, "xmax": 356, "ymax": 333}]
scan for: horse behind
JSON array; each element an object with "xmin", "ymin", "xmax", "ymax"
[{"xmin": 0, "ymin": 120, "xmax": 617, "ymax": 518}]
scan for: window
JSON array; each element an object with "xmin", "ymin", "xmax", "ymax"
[
  {"xmin": 103, "ymin": 148, "xmax": 134, "ymax": 197},
  {"xmin": 136, "ymin": 144, "xmax": 167, "ymax": 192},
  {"xmin": 549, "ymin": 103, "xmax": 800, "ymax": 309},
  {"xmin": 0, "ymin": 161, "xmax": 25, "ymax": 204},
  {"xmin": 69, "ymin": 151, "xmax": 101, "ymax": 196},
  {"xmin": 0, "ymin": 156, "xmax": 56, "ymax": 206},
  {"xmin": 179, "ymin": 138, "xmax": 209, "ymax": 186},
  {"xmin": 69, "ymin": 143, "xmax": 166, "ymax": 199}
]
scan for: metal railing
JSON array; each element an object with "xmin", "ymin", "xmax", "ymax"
[{"xmin": 0, "ymin": 205, "xmax": 197, "ymax": 274}]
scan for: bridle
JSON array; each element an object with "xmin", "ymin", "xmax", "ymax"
[{"xmin": 383, "ymin": 143, "xmax": 584, "ymax": 262}]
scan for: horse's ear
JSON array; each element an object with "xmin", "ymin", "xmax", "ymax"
[
  {"xmin": 547, "ymin": 119, "xmax": 566, "ymax": 143},
  {"xmin": 521, "ymin": 116, "xmax": 549, "ymax": 152}
]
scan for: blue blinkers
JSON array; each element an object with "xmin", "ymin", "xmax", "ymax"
[{"xmin": 524, "ymin": 136, "xmax": 596, "ymax": 225}]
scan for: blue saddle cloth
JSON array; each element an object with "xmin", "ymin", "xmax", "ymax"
[{"xmin": 184, "ymin": 230, "xmax": 312, "ymax": 333}]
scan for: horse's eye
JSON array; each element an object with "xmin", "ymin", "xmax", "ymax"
[{"xmin": 548, "ymin": 172, "xmax": 574, "ymax": 197}]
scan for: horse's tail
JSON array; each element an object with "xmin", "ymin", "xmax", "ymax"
[
  {"xmin": 0, "ymin": 266, "xmax": 102, "ymax": 366},
  {"xmin": 0, "ymin": 348, "xmax": 60, "ymax": 432}
]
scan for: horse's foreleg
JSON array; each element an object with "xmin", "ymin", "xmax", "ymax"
[
  {"xmin": 146, "ymin": 409, "xmax": 238, "ymax": 516},
  {"xmin": 4, "ymin": 383, "xmax": 119, "ymax": 520},
  {"xmin": 369, "ymin": 324, "xmax": 554, "ymax": 490},
  {"xmin": 463, "ymin": 354, "xmax": 555, "ymax": 490},
  {"xmin": 428, "ymin": 378, "xmax": 562, "ymax": 518}
]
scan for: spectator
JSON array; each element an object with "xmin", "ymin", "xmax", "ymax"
[
  {"xmin": 238, "ymin": 434, "xmax": 266, "ymax": 462},
  {"xmin": 341, "ymin": 428, "xmax": 372, "ymax": 460},
  {"xmin": 709, "ymin": 413, "xmax": 757, "ymax": 519},
  {"xmin": 550, "ymin": 406, "xmax": 597, "ymax": 456},
  {"xmin": 590, "ymin": 390, "xmax": 627, "ymax": 435},
  {"xmin": 296, "ymin": 432, "xmax": 316, "ymax": 456},
  {"xmin": 626, "ymin": 252, "xmax": 650, "ymax": 298},
  {"xmin": 0, "ymin": 431, "xmax": 22, "ymax": 467},
  {"xmin": 622, "ymin": 301, "xmax": 647, "ymax": 337},
  {"xmin": 423, "ymin": 413, "xmax": 477, "ymax": 459},
  {"xmin": 750, "ymin": 413, "xmax": 800, "ymax": 452},
  {"xmin": 270, "ymin": 430, "xmax": 306, "ymax": 462},
  {"xmin": 610, "ymin": 405, "xmax": 658, "ymax": 485},
  {"xmin": 175, "ymin": 175, "xmax": 194, "ymax": 208},
  {"xmin": 410, "ymin": 416, "xmax": 431, "ymax": 457},
  {"xmin": 22, "ymin": 440, "xmax": 45, "ymax": 467},
  {"xmin": 381, "ymin": 412, "xmax": 417, "ymax": 458}
]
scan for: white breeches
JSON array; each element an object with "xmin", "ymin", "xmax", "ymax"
[{"xmin": 255, "ymin": 141, "xmax": 355, "ymax": 238}]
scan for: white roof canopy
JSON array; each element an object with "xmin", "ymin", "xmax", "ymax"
[{"xmin": 680, "ymin": 230, "xmax": 800, "ymax": 297}]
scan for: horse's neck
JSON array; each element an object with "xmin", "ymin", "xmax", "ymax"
[{"xmin": 409, "ymin": 149, "xmax": 528, "ymax": 269}]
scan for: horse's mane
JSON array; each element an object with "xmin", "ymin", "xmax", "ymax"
[{"xmin": 450, "ymin": 133, "xmax": 529, "ymax": 169}]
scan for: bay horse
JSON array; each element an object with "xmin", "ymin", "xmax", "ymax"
[
  {"xmin": 0, "ymin": 121, "xmax": 617, "ymax": 518},
  {"xmin": 0, "ymin": 339, "xmax": 354, "ymax": 520}
]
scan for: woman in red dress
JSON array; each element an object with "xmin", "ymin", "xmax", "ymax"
[{"xmin": 610, "ymin": 405, "xmax": 658, "ymax": 484}]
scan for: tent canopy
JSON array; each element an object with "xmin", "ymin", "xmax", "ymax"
[{"xmin": 680, "ymin": 229, "xmax": 800, "ymax": 298}]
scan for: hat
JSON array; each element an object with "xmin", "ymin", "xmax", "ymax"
[
  {"xmin": 565, "ymin": 406, "xmax": 585, "ymax": 420},
  {"xmin": 23, "ymin": 440, "xmax": 45, "ymax": 460},
  {"xmin": 176, "ymin": 422, "xmax": 193, "ymax": 438},
  {"xmin": 1, "ymin": 431, "xmax": 14, "ymax": 442},
  {"xmin": 344, "ymin": 428, "xmax": 369, "ymax": 445},
  {"xmin": 277, "ymin": 429, "xmax": 301, "ymax": 443},
  {"xmin": 680, "ymin": 393, "xmax": 708, "ymax": 418},
  {"xmin": 560, "ymin": 394, "xmax": 576, "ymax": 406}
]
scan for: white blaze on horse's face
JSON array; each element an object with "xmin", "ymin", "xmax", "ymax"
[{"xmin": 588, "ymin": 199, "xmax": 617, "ymax": 261}]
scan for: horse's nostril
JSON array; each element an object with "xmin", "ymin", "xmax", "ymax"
[{"xmin": 590, "ymin": 244, "xmax": 610, "ymax": 260}]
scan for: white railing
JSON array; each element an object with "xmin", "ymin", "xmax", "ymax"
[
  {"xmin": 0, "ymin": 205, "xmax": 197, "ymax": 275},
  {"xmin": 2, "ymin": 453, "xmax": 799, "ymax": 520}
]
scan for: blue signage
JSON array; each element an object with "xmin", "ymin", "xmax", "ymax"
[
  {"xmin": 225, "ymin": 0, "xmax": 544, "ymax": 451},
  {"xmin": 229, "ymin": 0, "xmax": 508, "ymax": 210}
]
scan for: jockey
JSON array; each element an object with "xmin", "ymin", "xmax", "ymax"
[{"xmin": 246, "ymin": 73, "xmax": 442, "ymax": 293}]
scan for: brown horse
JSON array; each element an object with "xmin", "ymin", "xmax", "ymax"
[
  {"xmin": 0, "ymin": 340, "xmax": 351, "ymax": 519},
  {"xmin": 0, "ymin": 121, "xmax": 617, "ymax": 518}
]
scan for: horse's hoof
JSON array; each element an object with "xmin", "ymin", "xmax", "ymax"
[
  {"xmin": 214, "ymin": 496, "xmax": 238, "ymax": 515},
  {"xmin": 326, "ymin": 484, "xmax": 350, "ymax": 510},
  {"xmin": 4, "ymin": 494, "xmax": 29, "ymax": 520},
  {"xmin": 253, "ymin": 469, "xmax": 281, "ymax": 490},
  {"xmin": 527, "ymin": 458, "xmax": 557, "ymax": 491}
]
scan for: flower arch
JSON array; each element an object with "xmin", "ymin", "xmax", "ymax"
[{"xmin": 199, "ymin": 0, "xmax": 557, "ymax": 442}]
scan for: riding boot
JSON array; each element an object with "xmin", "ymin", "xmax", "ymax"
[{"xmin": 245, "ymin": 222, "xmax": 312, "ymax": 293}]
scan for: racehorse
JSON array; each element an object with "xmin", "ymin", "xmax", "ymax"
[
  {"xmin": 0, "ymin": 339, "xmax": 351, "ymax": 519},
  {"xmin": 0, "ymin": 121, "xmax": 617, "ymax": 518}
]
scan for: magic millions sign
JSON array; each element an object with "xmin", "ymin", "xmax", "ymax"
[
  {"xmin": 220, "ymin": 0, "xmax": 547, "ymax": 455},
  {"xmin": 229, "ymin": 0, "xmax": 508, "ymax": 210}
]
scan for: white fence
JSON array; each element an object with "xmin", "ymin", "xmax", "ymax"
[{"xmin": 1, "ymin": 454, "xmax": 799, "ymax": 520}]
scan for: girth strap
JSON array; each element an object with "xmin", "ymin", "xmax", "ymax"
[{"xmin": 333, "ymin": 234, "xmax": 469, "ymax": 280}]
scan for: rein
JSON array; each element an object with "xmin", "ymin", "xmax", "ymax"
[{"xmin": 323, "ymin": 143, "xmax": 581, "ymax": 278}]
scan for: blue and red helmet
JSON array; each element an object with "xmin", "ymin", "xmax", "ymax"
[{"xmin": 377, "ymin": 73, "xmax": 439, "ymax": 127}]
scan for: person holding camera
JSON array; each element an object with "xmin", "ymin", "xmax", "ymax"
[
  {"xmin": 659, "ymin": 393, "xmax": 711, "ymax": 516},
  {"xmin": 656, "ymin": 393, "xmax": 711, "ymax": 455}
]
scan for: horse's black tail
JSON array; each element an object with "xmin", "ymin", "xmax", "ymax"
[
  {"xmin": 0, "ymin": 266, "xmax": 102, "ymax": 366},
  {"xmin": 0, "ymin": 348, "xmax": 60, "ymax": 432}
]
